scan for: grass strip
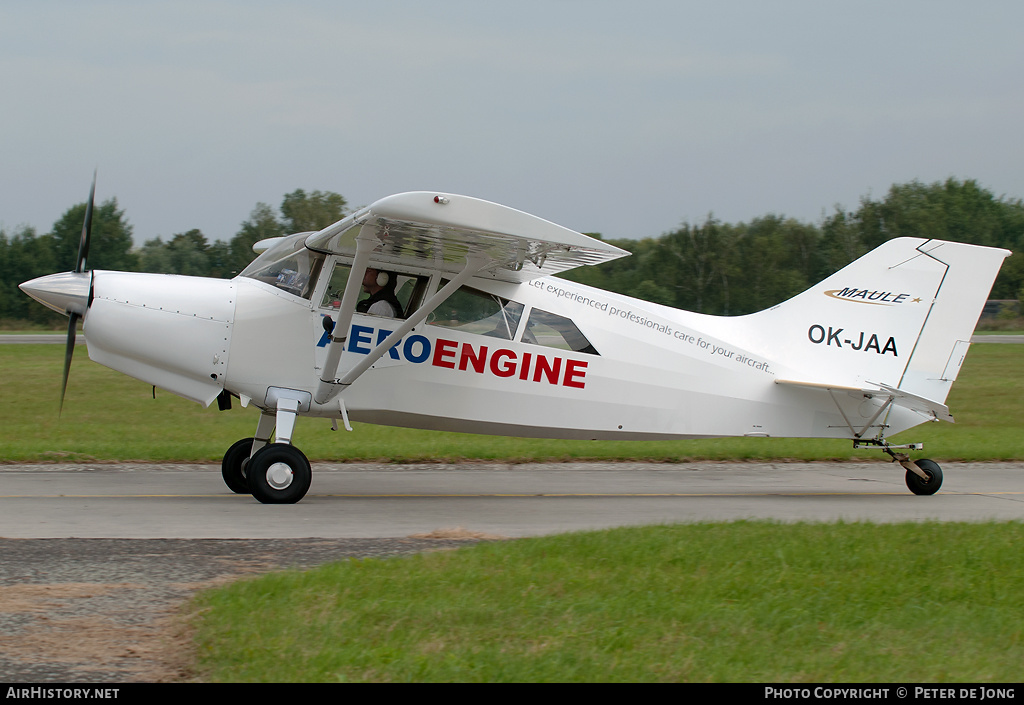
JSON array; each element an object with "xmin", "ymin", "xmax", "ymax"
[
  {"xmin": 189, "ymin": 521, "xmax": 1024, "ymax": 682},
  {"xmin": 1, "ymin": 344, "xmax": 1021, "ymax": 462}
]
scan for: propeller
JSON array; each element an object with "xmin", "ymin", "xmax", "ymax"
[{"xmin": 59, "ymin": 173, "xmax": 96, "ymax": 415}]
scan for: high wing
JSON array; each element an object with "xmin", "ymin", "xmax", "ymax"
[
  {"xmin": 304, "ymin": 191, "xmax": 629, "ymax": 282},
  {"xmin": 307, "ymin": 192, "xmax": 629, "ymax": 407}
]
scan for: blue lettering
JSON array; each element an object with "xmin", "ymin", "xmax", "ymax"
[
  {"xmin": 348, "ymin": 324, "xmax": 374, "ymax": 354},
  {"xmin": 376, "ymin": 328, "xmax": 402, "ymax": 359},
  {"xmin": 404, "ymin": 335, "xmax": 431, "ymax": 363}
]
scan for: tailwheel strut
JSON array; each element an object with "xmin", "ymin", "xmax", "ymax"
[{"xmin": 853, "ymin": 439, "xmax": 943, "ymax": 496}]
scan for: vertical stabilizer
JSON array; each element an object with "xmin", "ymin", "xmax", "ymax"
[{"xmin": 717, "ymin": 238, "xmax": 1009, "ymax": 405}]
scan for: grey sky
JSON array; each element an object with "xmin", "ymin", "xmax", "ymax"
[{"xmin": 2, "ymin": 1, "xmax": 1022, "ymax": 246}]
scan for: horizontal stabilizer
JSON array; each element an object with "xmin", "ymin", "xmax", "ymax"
[
  {"xmin": 873, "ymin": 382, "xmax": 954, "ymax": 423},
  {"xmin": 775, "ymin": 378, "xmax": 953, "ymax": 423}
]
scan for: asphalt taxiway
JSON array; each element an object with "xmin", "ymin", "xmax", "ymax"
[{"xmin": 2, "ymin": 462, "xmax": 1022, "ymax": 539}]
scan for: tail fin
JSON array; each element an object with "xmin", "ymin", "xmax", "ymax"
[{"xmin": 725, "ymin": 238, "xmax": 1010, "ymax": 406}]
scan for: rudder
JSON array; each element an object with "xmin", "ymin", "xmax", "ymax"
[{"xmin": 896, "ymin": 239, "xmax": 1010, "ymax": 404}]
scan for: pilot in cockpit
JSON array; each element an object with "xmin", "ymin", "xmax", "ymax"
[{"xmin": 357, "ymin": 268, "xmax": 403, "ymax": 318}]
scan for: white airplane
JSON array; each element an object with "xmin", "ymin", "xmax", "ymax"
[{"xmin": 20, "ymin": 184, "xmax": 1010, "ymax": 503}]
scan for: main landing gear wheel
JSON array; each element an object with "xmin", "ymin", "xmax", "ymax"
[
  {"xmin": 247, "ymin": 443, "xmax": 312, "ymax": 504},
  {"xmin": 906, "ymin": 458, "xmax": 943, "ymax": 495},
  {"xmin": 221, "ymin": 437, "xmax": 255, "ymax": 494}
]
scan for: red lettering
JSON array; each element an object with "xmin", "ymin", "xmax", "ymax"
[
  {"xmin": 563, "ymin": 359, "xmax": 588, "ymax": 388},
  {"xmin": 432, "ymin": 338, "xmax": 458, "ymax": 369},
  {"xmin": 533, "ymin": 354, "xmax": 561, "ymax": 384},
  {"xmin": 519, "ymin": 352, "xmax": 532, "ymax": 380},
  {"xmin": 394, "ymin": 327, "xmax": 588, "ymax": 389},
  {"xmin": 459, "ymin": 343, "xmax": 488, "ymax": 373},
  {"xmin": 490, "ymin": 349, "xmax": 517, "ymax": 377}
]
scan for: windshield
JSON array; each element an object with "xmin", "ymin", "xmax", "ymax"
[{"xmin": 239, "ymin": 233, "xmax": 325, "ymax": 299}]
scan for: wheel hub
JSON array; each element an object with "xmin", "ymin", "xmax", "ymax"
[{"xmin": 266, "ymin": 462, "xmax": 294, "ymax": 490}]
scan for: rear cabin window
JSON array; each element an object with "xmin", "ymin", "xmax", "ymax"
[
  {"xmin": 521, "ymin": 308, "xmax": 599, "ymax": 355},
  {"xmin": 428, "ymin": 284, "xmax": 525, "ymax": 340}
]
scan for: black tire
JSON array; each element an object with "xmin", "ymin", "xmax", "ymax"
[
  {"xmin": 906, "ymin": 458, "xmax": 942, "ymax": 495},
  {"xmin": 248, "ymin": 443, "xmax": 312, "ymax": 504},
  {"xmin": 221, "ymin": 438, "xmax": 255, "ymax": 494}
]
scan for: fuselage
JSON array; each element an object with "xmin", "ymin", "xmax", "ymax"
[{"xmin": 76, "ymin": 240, "xmax": 924, "ymax": 442}]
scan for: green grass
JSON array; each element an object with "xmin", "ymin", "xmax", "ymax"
[
  {"xmin": 189, "ymin": 521, "xmax": 1024, "ymax": 682},
  {"xmin": 1, "ymin": 343, "xmax": 1022, "ymax": 462}
]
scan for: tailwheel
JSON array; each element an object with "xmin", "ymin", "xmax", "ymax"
[
  {"xmin": 905, "ymin": 458, "xmax": 943, "ymax": 496},
  {"xmin": 853, "ymin": 440, "xmax": 943, "ymax": 496},
  {"xmin": 248, "ymin": 443, "xmax": 312, "ymax": 504},
  {"xmin": 221, "ymin": 437, "xmax": 255, "ymax": 494}
]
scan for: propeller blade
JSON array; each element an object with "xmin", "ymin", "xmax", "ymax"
[
  {"xmin": 58, "ymin": 173, "xmax": 97, "ymax": 415},
  {"xmin": 76, "ymin": 172, "xmax": 96, "ymax": 274},
  {"xmin": 59, "ymin": 312, "xmax": 80, "ymax": 416}
]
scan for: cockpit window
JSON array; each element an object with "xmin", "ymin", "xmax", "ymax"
[
  {"xmin": 318, "ymin": 263, "xmax": 428, "ymax": 319},
  {"xmin": 521, "ymin": 308, "xmax": 599, "ymax": 355},
  {"xmin": 429, "ymin": 283, "xmax": 525, "ymax": 340},
  {"xmin": 239, "ymin": 234, "xmax": 324, "ymax": 300}
]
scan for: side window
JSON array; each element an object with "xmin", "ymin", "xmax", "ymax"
[
  {"xmin": 318, "ymin": 263, "xmax": 427, "ymax": 318},
  {"xmin": 521, "ymin": 308, "xmax": 599, "ymax": 355},
  {"xmin": 320, "ymin": 263, "xmax": 353, "ymax": 310},
  {"xmin": 428, "ymin": 284, "xmax": 525, "ymax": 340}
]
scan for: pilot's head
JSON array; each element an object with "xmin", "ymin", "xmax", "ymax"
[{"xmin": 362, "ymin": 268, "xmax": 394, "ymax": 294}]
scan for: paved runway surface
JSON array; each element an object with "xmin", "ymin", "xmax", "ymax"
[
  {"xmin": 2, "ymin": 462, "xmax": 1021, "ymax": 682},
  {"xmin": 2, "ymin": 462, "xmax": 1024, "ymax": 537},
  {"xmin": 0, "ymin": 334, "xmax": 86, "ymax": 345}
]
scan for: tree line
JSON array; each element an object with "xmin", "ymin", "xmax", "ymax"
[
  {"xmin": 0, "ymin": 189, "xmax": 347, "ymax": 326},
  {"xmin": 2, "ymin": 178, "xmax": 1022, "ymax": 328},
  {"xmin": 562, "ymin": 178, "xmax": 1024, "ymax": 317}
]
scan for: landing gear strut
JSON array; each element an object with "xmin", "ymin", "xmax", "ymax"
[
  {"xmin": 220, "ymin": 395, "xmax": 314, "ymax": 504},
  {"xmin": 854, "ymin": 439, "xmax": 943, "ymax": 495}
]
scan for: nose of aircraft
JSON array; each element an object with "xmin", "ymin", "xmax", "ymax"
[{"xmin": 19, "ymin": 271, "xmax": 92, "ymax": 316}]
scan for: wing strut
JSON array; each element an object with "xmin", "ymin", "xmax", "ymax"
[
  {"xmin": 314, "ymin": 252, "xmax": 491, "ymax": 405},
  {"xmin": 315, "ymin": 224, "xmax": 379, "ymax": 404}
]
